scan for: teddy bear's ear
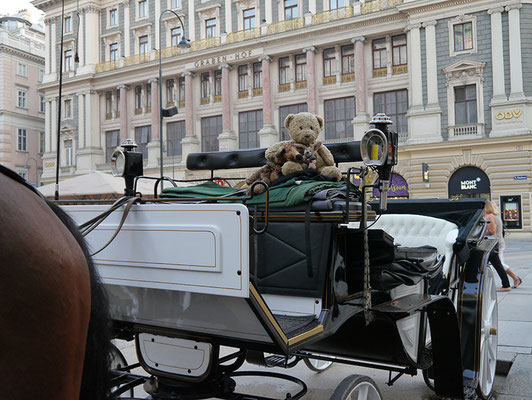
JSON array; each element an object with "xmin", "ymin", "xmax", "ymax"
[
  {"xmin": 275, "ymin": 146, "xmax": 286, "ymax": 159},
  {"xmin": 315, "ymin": 115, "xmax": 324, "ymax": 129},
  {"xmin": 284, "ymin": 114, "xmax": 295, "ymax": 129}
]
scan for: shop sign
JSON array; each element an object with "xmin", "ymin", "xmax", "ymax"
[
  {"xmin": 190, "ymin": 49, "xmax": 259, "ymax": 69},
  {"xmin": 495, "ymin": 110, "xmax": 522, "ymax": 120},
  {"xmin": 514, "ymin": 175, "xmax": 527, "ymax": 181},
  {"xmin": 460, "ymin": 178, "xmax": 480, "ymax": 190},
  {"xmin": 448, "ymin": 166, "xmax": 490, "ymax": 196},
  {"xmin": 372, "ymin": 173, "xmax": 409, "ymax": 197}
]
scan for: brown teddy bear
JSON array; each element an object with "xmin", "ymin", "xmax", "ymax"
[
  {"xmin": 294, "ymin": 141, "xmax": 322, "ymax": 170},
  {"xmin": 265, "ymin": 112, "xmax": 342, "ymax": 181},
  {"xmin": 245, "ymin": 142, "xmax": 303, "ymax": 194}
]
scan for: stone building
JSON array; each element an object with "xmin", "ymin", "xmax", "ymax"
[
  {"xmin": 33, "ymin": 0, "xmax": 532, "ymax": 232},
  {"xmin": 0, "ymin": 10, "xmax": 45, "ymax": 186}
]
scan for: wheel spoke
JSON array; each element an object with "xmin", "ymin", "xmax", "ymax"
[{"xmin": 357, "ymin": 385, "xmax": 369, "ymax": 400}]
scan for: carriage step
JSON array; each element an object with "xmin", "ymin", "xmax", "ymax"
[
  {"xmin": 273, "ymin": 314, "xmax": 320, "ymax": 339},
  {"xmin": 372, "ymin": 294, "xmax": 433, "ymax": 315},
  {"xmin": 264, "ymin": 354, "xmax": 291, "ymax": 368}
]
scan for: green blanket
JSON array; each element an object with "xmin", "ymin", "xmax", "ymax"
[{"xmin": 162, "ymin": 179, "xmax": 347, "ymax": 208}]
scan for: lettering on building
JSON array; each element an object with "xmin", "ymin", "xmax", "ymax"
[
  {"xmin": 496, "ymin": 110, "xmax": 522, "ymax": 120},
  {"xmin": 461, "ymin": 179, "xmax": 478, "ymax": 190},
  {"xmin": 193, "ymin": 50, "xmax": 254, "ymax": 69}
]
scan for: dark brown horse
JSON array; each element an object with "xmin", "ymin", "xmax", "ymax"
[{"xmin": 0, "ymin": 166, "xmax": 112, "ymax": 399}]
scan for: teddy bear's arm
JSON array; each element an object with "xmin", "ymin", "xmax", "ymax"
[
  {"xmin": 265, "ymin": 140, "xmax": 290, "ymax": 161},
  {"xmin": 317, "ymin": 145, "xmax": 335, "ymax": 166}
]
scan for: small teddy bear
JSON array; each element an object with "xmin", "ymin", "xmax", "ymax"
[
  {"xmin": 245, "ymin": 142, "xmax": 303, "ymax": 194},
  {"xmin": 294, "ymin": 141, "xmax": 322, "ymax": 171},
  {"xmin": 265, "ymin": 112, "xmax": 342, "ymax": 181}
]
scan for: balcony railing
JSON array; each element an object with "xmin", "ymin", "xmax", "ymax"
[
  {"xmin": 238, "ymin": 91, "xmax": 248, "ymax": 99},
  {"xmin": 214, "ymin": 95, "xmax": 222, "ymax": 102},
  {"xmin": 96, "ymin": 60, "xmax": 121, "ymax": 73},
  {"xmin": 323, "ymin": 76, "xmax": 337, "ymax": 85},
  {"xmin": 252, "ymin": 88, "xmax": 263, "ymax": 96},
  {"xmin": 449, "ymin": 124, "xmax": 483, "ymax": 138},
  {"xmin": 295, "ymin": 81, "xmax": 307, "ymax": 90},
  {"xmin": 373, "ymin": 67, "xmax": 387, "ymax": 78},
  {"xmin": 200, "ymin": 97, "xmax": 210, "ymax": 105},
  {"xmin": 398, "ymin": 131, "xmax": 408, "ymax": 144},
  {"xmin": 267, "ymin": 17, "xmax": 304, "ymax": 35},
  {"xmin": 191, "ymin": 37, "xmax": 221, "ymax": 51},
  {"xmin": 227, "ymin": 28, "xmax": 261, "ymax": 44},
  {"xmin": 278, "ymin": 83, "xmax": 291, "ymax": 92},
  {"xmin": 341, "ymin": 73, "xmax": 355, "ymax": 83},
  {"xmin": 313, "ymin": 6, "xmax": 354, "ymax": 25},
  {"xmin": 124, "ymin": 53, "xmax": 153, "ymax": 67},
  {"xmin": 160, "ymin": 46, "xmax": 183, "ymax": 58},
  {"xmin": 392, "ymin": 64, "xmax": 408, "ymax": 75},
  {"xmin": 361, "ymin": 0, "xmax": 404, "ymax": 15}
]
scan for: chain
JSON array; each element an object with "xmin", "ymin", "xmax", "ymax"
[{"xmin": 360, "ymin": 167, "xmax": 375, "ymax": 325}]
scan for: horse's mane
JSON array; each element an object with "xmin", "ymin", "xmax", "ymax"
[{"xmin": 46, "ymin": 200, "xmax": 113, "ymax": 400}]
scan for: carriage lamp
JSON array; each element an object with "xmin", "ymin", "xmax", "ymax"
[
  {"xmin": 111, "ymin": 139, "xmax": 144, "ymax": 196},
  {"xmin": 360, "ymin": 128, "xmax": 388, "ymax": 166}
]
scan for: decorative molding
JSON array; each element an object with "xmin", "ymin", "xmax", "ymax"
[
  {"xmin": 505, "ymin": 4, "xmax": 523, "ymax": 11},
  {"xmin": 443, "ymin": 59, "xmax": 486, "ymax": 86},
  {"xmin": 148, "ymin": 78, "xmax": 159, "ymax": 84},
  {"xmin": 422, "ymin": 20, "xmax": 437, "ymax": 28},
  {"xmin": 117, "ymin": 85, "xmax": 129, "ymax": 91},
  {"xmin": 82, "ymin": 5, "xmax": 100, "ymax": 14},
  {"xmin": 303, "ymin": 46, "xmax": 316, "ymax": 53},
  {"xmin": 218, "ymin": 63, "xmax": 232, "ymax": 70},
  {"xmin": 405, "ymin": 23, "xmax": 422, "ymax": 32},
  {"xmin": 351, "ymin": 36, "xmax": 366, "ymax": 43},
  {"xmin": 183, "ymin": 71, "xmax": 195, "ymax": 77},
  {"xmin": 258, "ymin": 55, "xmax": 272, "ymax": 62},
  {"xmin": 0, "ymin": 44, "xmax": 45, "ymax": 64},
  {"xmin": 487, "ymin": 7, "xmax": 505, "ymax": 15}
]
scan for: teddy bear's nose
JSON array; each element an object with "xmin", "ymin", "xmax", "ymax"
[
  {"xmin": 304, "ymin": 134, "xmax": 311, "ymax": 138},
  {"xmin": 296, "ymin": 154, "xmax": 303, "ymax": 161}
]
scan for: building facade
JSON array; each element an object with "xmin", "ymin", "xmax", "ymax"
[
  {"xmin": 0, "ymin": 10, "xmax": 45, "ymax": 186},
  {"xmin": 34, "ymin": 0, "xmax": 532, "ymax": 232}
]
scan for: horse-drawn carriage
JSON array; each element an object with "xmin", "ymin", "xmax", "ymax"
[{"xmin": 3, "ymin": 115, "xmax": 497, "ymax": 400}]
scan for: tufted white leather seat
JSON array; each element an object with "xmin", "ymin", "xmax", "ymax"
[{"xmin": 371, "ymin": 214, "xmax": 459, "ymax": 277}]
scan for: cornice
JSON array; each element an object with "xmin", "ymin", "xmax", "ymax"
[
  {"xmin": 0, "ymin": 44, "xmax": 45, "ymax": 64},
  {"xmin": 487, "ymin": 7, "xmax": 505, "ymax": 14},
  {"xmin": 397, "ymin": 0, "xmax": 485, "ymax": 16}
]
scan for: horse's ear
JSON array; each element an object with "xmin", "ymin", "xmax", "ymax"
[
  {"xmin": 315, "ymin": 116, "xmax": 324, "ymax": 129},
  {"xmin": 284, "ymin": 114, "xmax": 295, "ymax": 129}
]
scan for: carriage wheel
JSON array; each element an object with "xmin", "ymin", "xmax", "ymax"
[
  {"xmin": 477, "ymin": 266, "xmax": 498, "ymax": 399},
  {"xmin": 303, "ymin": 356, "xmax": 334, "ymax": 372},
  {"xmin": 110, "ymin": 343, "xmax": 135, "ymax": 398},
  {"xmin": 330, "ymin": 374, "xmax": 382, "ymax": 400}
]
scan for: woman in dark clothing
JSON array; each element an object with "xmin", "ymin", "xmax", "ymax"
[{"xmin": 484, "ymin": 202, "xmax": 511, "ymax": 291}]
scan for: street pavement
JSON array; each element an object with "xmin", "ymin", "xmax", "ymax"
[{"xmin": 115, "ymin": 235, "xmax": 532, "ymax": 399}]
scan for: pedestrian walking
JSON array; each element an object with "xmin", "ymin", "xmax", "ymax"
[{"xmin": 489, "ymin": 201, "xmax": 522, "ymax": 288}]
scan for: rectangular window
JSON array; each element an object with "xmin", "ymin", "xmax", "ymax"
[
  {"xmin": 374, "ymin": 89, "xmax": 409, "ymax": 133},
  {"xmin": 106, "ymin": 92, "xmax": 113, "ymax": 116},
  {"xmin": 201, "ymin": 115, "xmax": 222, "ymax": 152},
  {"xmin": 64, "ymin": 16, "xmax": 71, "ymax": 33},
  {"xmin": 39, "ymin": 94, "xmax": 45, "ymax": 113},
  {"xmin": 139, "ymin": 0, "xmax": 147, "ymax": 18},
  {"xmin": 279, "ymin": 103, "xmax": 307, "ymax": 141},
  {"xmin": 214, "ymin": 70, "xmax": 222, "ymax": 96},
  {"xmin": 324, "ymin": 97, "xmax": 356, "ymax": 140},
  {"xmin": 205, "ymin": 18, "xmax": 217, "ymax": 38},
  {"xmin": 17, "ymin": 128, "xmax": 27, "ymax": 151},
  {"xmin": 117, "ymin": 89, "xmax": 121, "ymax": 112},
  {"xmin": 105, "ymin": 130, "xmax": 120, "ymax": 163},
  {"xmin": 110, "ymin": 43, "xmax": 119, "ymax": 61},
  {"xmin": 109, "ymin": 9, "xmax": 118, "ymax": 26},
  {"xmin": 135, "ymin": 85, "xmax": 142, "ymax": 110},
  {"xmin": 323, "ymin": 48, "xmax": 336, "ymax": 77},
  {"xmin": 166, "ymin": 79, "xmax": 175, "ymax": 104},
  {"xmin": 171, "ymin": 27, "xmax": 182, "ymax": 46},
  {"xmin": 171, "ymin": 0, "xmax": 180, "ymax": 8},
  {"xmin": 372, "ymin": 38, "xmax": 387, "ymax": 70},
  {"xmin": 139, "ymin": 35, "xmax": 148, "ymax": 54},
  {"xmin": 243, "ymin": 8, "xmax": 256, "ymax": 30},
  {"xmin": 454, "ymin": 84, "xmax": 477, "ymax": 125},
  {"xmin": 64, "ymin": 140, "xmax": 73, "ymax": 166},
  {"xmin": 201, "ymin": 73, "xmax": 210, "ymax": 99},
  {"xmin": 135, "ymin": 125, "xmax": 152, "ymax": 158},
  {"xmin": 167, "ymin": 120, "xmax": 186, "ymax": 156},
  {"xmin": 17, "ymin": 62, "xmax": 27, "ymax": 77},
  {"xmin": 39, "ymin": 69, "xmax": 44, "ymax": 82},
  {"xmin": 146, "ymin": 83, "xmax": 151, "ymax": 108},
  {"xmin": 341, "ymin": 44, "xmax": 354, "ymax": 75},
  {"xmin": 329, "ymin": 0, "xmax": 345, "ymax": 9},
  {"xmin": 253, "ymin": 62, "xmax": 262, "ymax": 89},
  {"xmin": 279, "ymin": 56, "xmax": 290, "ymax": 85},
  {"xmin": 392, "ymin": 34, "xmax": 407, "ymax": 66},
  {"xmin": 39, "ymin": 131, "xmax": 45, "ymax": 154},
  {"xmin": 64, "ymin": 49, "xmax": 72, "ymax": 71},
  {"xmin": 64, "ymin": 99, "xmax": 72, "ymax": 119},
  {"xmin": 178, "ymin": 77, "xmax": 185, "ymax": 103},
  {"xmin": 284, "ymin": 0, "xmax": 299, "ymax": 20},
  {"xmin": 239, "ymin": 110, "xmax": 263, "ymax": 149},
  {"xmin": 295, "ymin": 54, "xmax": 306, "ymax": 82},
  {"xmin": 17, "ymin": 90, "xmax": 27, "ymax": 108},
  {"xmin": 238, "ymin": 65, "xmax": 249, "ymax": 92},
  {"xmin": 454, "ymin": 22, "xmax": 473, "ymax": 52}
]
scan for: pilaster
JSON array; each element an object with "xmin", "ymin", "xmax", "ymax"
[
  {"xmin": 118, "ymin": 85, "xmax": 129, "ymax": 142},
  {"xmin": 182, "ymin": 71, "xmax": 200, "ymax": 162},
  {"xmin": 218, "ymin": 64, "xmax": 237, "ymax": 151},
  {"xmin": 77, "ymin": 90, "xmax": 104, "ymax": 173},
  {"xmin": 303, "ymin": 46, "xmax": 317, "ymax": 115},
  {"xmin": 124, "ymin": 0, "xmax": 130, "ymax": 57},
  {"xmin": 352, "ymin": 36, "xmax": 369, "ymax": 140},
  {"xmin": 489, "ymin": 7, "xmax": 506, "ymax": 101},
  {"xmin": 258, "ymin": 55, "xmax": 277, "ymax": 147},
  {"xmin": 406, "ymin": 23, "xmax": 423, "ymax": 111},
  {"xmin": 506, "ymin": 3, "xmax": 525, "ymax": 100}
]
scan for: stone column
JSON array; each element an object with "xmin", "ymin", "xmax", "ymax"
[
  {"xmin": 258, "ymin": 55, "xmax": 277, "ymax": 147},
  {"xmin": 423, "ymin": 20, "xmax": 440, "ymax": 109},
  {"xmin": 41, "ymin": 99, "xmax": 57, "ymax": 179},
  {"xmin": 406, "ymin": 23, "xmax": 423, "ymax": 110},
  {"xmin": 83, "ymin": 5, "xmax": 100, "ymax": 73},
  {"xmin": 265, "ymin": 0, "xmax": 273, "ymax": 24},
  {"xmin": 489, "ymin": 7, "xmax": 506, "ymax": 100},
  {"xmin": 45, "ymin": 100, "xmax": 51, "ymax": 152},
  {"xmin": 50, "ymin": 19, "xmax": 57, "ymax": 75},
  {"xmin": 303, "ymin": 46, "xmax": 317, "ymax": 114},
  {"xmin": 147, "ymin": 78, "xmax": 160, "ymax": 167},
  {"xmin": 118, "ymin": 85, "xmax": 129, "ymax": 142},
  {"xmin": 44, "ymin": 18, "xmax": 52, "ymax": 75},
  {"xmin": 309, "ymin": 0, "xmax": 316, "ymax": 14},
  {"xmin": 77, "ymin": 91, "xmax": 104, "ymax": 173},
  {"xmin": 155, "ymin": 0, "xmax": 160, "ymax": 50},
  {"xmin": 181, "ymin": 71, "xmax": 199, "ymax": 161},
  {"xmin": 218, "ymin": 63, "xmax": 237, "ymax": 151},
  {"xmin": 352, "ymin": 36, "xmax": 369, "ymax": 140},
  {"xmin": 51, "ymin": 99, "xmax": 57, "ymax": 151},
  {"xmin": 78, "ymin": 93, "xmax": 85, "ymax": 148},
  {"xmin": 225, "ymin": 0, "xmax": 232, "ymax": 34},
  {"xmin": 506, "ymin": 3, "xmax": 524, "ymax": 100},
  {"xmin": 188, "ymin": 0, "xmax": 195, "ymax": 41},
  {"xmin": 123, "ymin": 1, "xmax": 130, "ymax": 57},
  {"xmin": 78, "ymin": 10, "xmax": 85, "ymax": 66}
]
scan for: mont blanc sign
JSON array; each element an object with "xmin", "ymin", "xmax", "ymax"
[{"xmin": 187, "ymin": 48, "xmax": 263, "ymax": 70}]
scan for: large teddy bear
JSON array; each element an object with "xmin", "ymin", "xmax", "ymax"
[{"xmin": 265, "ymin": 112, "xmax": 343, "ymax": 181}]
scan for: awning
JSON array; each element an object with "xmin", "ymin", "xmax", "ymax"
[{"xmin": 448, "ymin": 166, "xmax": 490, "ymax": 196}]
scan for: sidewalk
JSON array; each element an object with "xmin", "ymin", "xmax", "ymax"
[{"xmin": 495, "ymin": 237, "xmax": 532, "ymax": 399}]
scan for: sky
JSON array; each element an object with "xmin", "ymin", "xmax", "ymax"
[{"xmin": 1, "ymin": 0, "xmax": 45, "ymax": 24}]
